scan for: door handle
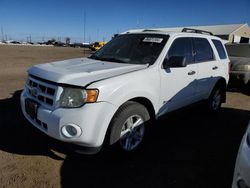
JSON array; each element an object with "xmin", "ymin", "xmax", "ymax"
[
  {"xmin": 212, "ymin": 66, "xmax": 218, "ymax": 70},
  {"xmin": 188, "ymin": 70, "xmax": 196, "ymax": 75}
]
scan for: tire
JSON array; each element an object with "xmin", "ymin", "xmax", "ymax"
[
  {"xmin": 207, "ymin": 85, "xmax": 223, "ymax": 112},
  {"xmin": 243, "ymin": 81, "xmax": 250, "ymax": 93},
  {"xmin": 108, "ymin": 101, "xmax": 150, "ymax": 152}
]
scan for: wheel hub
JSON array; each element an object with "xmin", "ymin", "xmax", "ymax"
[{"xmin": 120, "ymin": 115, "xmax": 145, "ymax": 151}]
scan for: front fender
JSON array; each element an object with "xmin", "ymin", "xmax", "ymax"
[{"xmin": 89, "ymin": 68, "xmax": 161, "ymax": 116}]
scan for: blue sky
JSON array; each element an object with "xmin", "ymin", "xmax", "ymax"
[{"xmin": 0, "ymin": 0, "xmax": 249, "ymax": 43}]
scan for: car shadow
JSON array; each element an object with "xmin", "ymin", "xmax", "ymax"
[
  {"xmin": 0, "ymin": 90, "xmax": 249, "ymax": 187},
  {"xmin": 60, "ymin": 105, "xmax": 250, "ymax": 188},
  {"xmin": 227, "ymin": 82, "xmax": 250, "ymax": 96},
  {"xmin": 0, "ymin": 90, "xmax": 66, "ymax": 160}
]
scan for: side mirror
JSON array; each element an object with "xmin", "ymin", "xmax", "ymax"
[{"xmin": 163, "ymin": 56, "xmax": 187, "ymax": 69}]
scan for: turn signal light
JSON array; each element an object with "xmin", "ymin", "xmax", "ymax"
[{"xmin": 86, "ymin": 89, "xmax": 99, "ymax": 103}]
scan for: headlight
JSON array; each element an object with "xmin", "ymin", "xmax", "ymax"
[
  {"xmin": 59, "ymin": 87, "xmax": 98, "ymax": 108},
  {"xmin": 233, "ymin": 64, "xmax": 250, "ymax": 72}
]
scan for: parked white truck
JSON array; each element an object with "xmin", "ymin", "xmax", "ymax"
[{"xmin": 21, "ymin": 28, "xmax": 230, "ymax": 153}]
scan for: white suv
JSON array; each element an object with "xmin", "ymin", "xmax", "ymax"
[{"xmin": 21, "ymin": 28, "xmax": 230, "ymax": 153}]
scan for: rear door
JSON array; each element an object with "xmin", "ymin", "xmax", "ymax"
[
  {"xmin": 193, "ymin": 37, "xmax": 218, "ymax": 99},
  {"xmin": 158, "ymin": 37, "xmax": 198, "ymax": 115},
  {"xmin": 212, "ymin": 39, "xmax": 229, "ymax": 82}
]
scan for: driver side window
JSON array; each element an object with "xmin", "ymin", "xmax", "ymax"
[{"xmin": 166, "ymin": 37, "xmax": 194, "ymax": 64}]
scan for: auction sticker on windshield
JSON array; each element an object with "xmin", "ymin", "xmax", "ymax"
[{"xmin": 143, "ymin": 37, "xmax": 163, "ymax": 43}]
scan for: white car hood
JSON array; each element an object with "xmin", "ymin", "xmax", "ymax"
[{"xmin": 28, "ymin": 58, "xmax": 148, "ymax": 87}]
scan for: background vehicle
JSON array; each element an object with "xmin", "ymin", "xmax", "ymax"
[
  {"xmin": 70, "ymin": 42, "xmax": 90, "ymax": 48},
  {"xmin": 232, "ymin": 121, "xmax": 250, "ymax": 188},
  {"xmin": 90, "ymin": 41, "xmax": 107, "ymax": 51},
  {"xmin": 226, "ymin": 43, "xmax": 250, "ymax": 90},
  {"xmin": 21, "ymin": 29, "xmax": 229, "ymax": 154}
]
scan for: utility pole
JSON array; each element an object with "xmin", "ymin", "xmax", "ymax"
[
  {"xmin": 1, "ymin": 27, "xmax": 4, "ymax": 42},
  {"xmin": 88, "ymin": 36, "xmax": 91, "ymax": 44},
  {"xmin": 83, "ymin": 10, "xmax": 86, "ymax": 57},
  {"xmin": 83, "ymin": 11, "xmax": 86, "ymax": 43},
  {"xmin": 42, "ymin": 34, "xmax": 45, "ymax": 42},
  {"xmin": 136, "ymin": 18, "xmax": 140, "ymax": 28},
  {"xmin": 97, "ymin": 29, "xmax": 99, "ymax": 42}
]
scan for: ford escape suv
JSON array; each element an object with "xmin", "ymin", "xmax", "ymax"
[{"xmin": 21, "ymin": 28, "xmax": 230, "ymax": 153}]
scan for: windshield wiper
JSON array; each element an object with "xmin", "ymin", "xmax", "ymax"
[
  {"xmin": 89, "ymin": 55, "xmax": 128, "ymax": 64},
  {"xmin": 88, "ymin": 54, "xmax": 101, "ymax": 60},
  {"xmin": 100, "ymin": 57, "xmax": 128, "ymax": 64}
]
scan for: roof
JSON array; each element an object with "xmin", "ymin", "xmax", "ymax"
[{"xmin": 126, "ymin": 23, "xmax": 248, "ymax": 35}]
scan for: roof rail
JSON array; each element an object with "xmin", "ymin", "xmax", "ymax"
[
  {"xmin": 142, "ymin": 29, "xmax": 162, "ymax": 32},
  {"xmin": 182, "ymin": 28, "xmax": 213, "ymax": 35}
]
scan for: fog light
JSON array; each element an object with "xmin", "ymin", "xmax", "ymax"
[
  {"xmin": 237, "ymin": 179, "xmax": 250, "ymax": 188},
  {"xmin": 61, "ymin": 124, "xmax": 82, "ymax": 138}
]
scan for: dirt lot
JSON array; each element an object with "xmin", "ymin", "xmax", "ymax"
[{"xmin": 0, "ymin": 45, "xmax": 249, "ymax": 188}]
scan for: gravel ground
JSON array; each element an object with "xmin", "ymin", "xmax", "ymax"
[{"xmin": 0, "ymin": 45, "xmax": 249, "ymax": 188}]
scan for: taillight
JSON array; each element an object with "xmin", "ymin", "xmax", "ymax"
[{"xmin": 228, "ymin": 61, "xmax": 232, "ymax": 74}]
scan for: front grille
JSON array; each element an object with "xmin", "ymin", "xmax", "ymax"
[
  {"xmin": 35, "ymin": 118, "xmax": 48, "ymax": 130},
  {"xmin": 26, "ymin": 76, "xmax": 58, "ymax": 108}
]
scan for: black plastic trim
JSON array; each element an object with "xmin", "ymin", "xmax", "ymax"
[
  {"xmin": 63, "ymin": 143, "xmax": 103, "ymax": 155},
  {"xmin": 182, "ymin": 28, "xmax": 213, "ymax": 36}
]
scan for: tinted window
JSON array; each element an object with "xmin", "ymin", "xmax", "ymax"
[
  {"xmin": 194, "ymin": 38, "xmax": 214, "ymax": 62},
  {"xmin": 212, "ymin": 39, "xmax": 227, "ymax": 59},
  {"xmin": 166, "ymin": 38, "xmax": 194, "ymax": 64}
]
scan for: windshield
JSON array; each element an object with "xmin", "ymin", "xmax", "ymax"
[{"xmin": 89, "ymin": 34, "xmax": 169, "ymax": 65}]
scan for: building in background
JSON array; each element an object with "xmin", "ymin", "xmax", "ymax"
[{"xmin": 128, "ymin": 23, "xmax": 250, "ymax": 43}]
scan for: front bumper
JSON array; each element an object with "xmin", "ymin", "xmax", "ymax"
[
  {"xmin": 20, "ymin": 90, "xmax": 117, "ymax": 148},
  {"xmin": 232, "ymin": 134, "xmax": 250, "ymax": 188}
]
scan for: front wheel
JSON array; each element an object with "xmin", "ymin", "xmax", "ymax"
[{"xmin": 108, "ymin": 101, "xmax": 150, "ymax": 152}]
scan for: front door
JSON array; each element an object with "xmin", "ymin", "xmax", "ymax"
[{"xmin": 158, "ymin": 37, "xmax": 198, "ymax": 116}]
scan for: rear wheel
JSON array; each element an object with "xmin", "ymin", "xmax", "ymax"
[
  {"xmin": 207, "ymin": 86, "xmax": 223, "ymax": 112},
  {"xmin": 108, "ymin": 101, "xmax": 150, "ymax": 152}
]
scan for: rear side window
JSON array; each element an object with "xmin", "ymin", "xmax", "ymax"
[
  {"xmin": 166, "ymin": 37, "xmax": 194, "ymax": 64},
  {"xmin": 212, "ymin": 39, "xmax": 227, "ymax": 59},
  {"xmin": 194, "ymin": 38, "xmax": 214, "ymax": 62}
]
